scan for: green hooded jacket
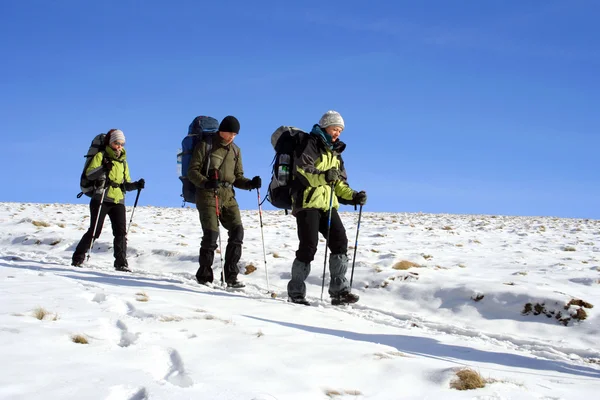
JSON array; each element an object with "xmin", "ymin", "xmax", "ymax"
[
  {"xmin": 85, "ymin": 146, "xmax": 131, "ymax": 204},
  {"xmin": 292, "ymin": 125, "xmax": 356, "ymax": 213}
]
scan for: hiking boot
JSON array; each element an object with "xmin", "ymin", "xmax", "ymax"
[
  {"xmin": 226, "ymin": 280, "xmax": 245, "ymax": 289},
  {"xmin": 331, "ymin": 292, "xmax": 359, "ymax": 306},
  {"xmin": 196, "ymin": 278, "xmax": 213, "ymax": 286},
  {"xmin": 115, "ymin": 265, "xmax": 131, "ymax": 272},
  {"xmin": 71, "ymin": 259, "xmax": 83, "ymax": 267},
  {"xmin": 288, "ymin": 296, "xmax": 310, "ymax": 306}
]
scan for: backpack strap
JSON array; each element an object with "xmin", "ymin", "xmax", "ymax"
[{"xmin": 202, "ymin": 135, "xmax": 214, "ymax": 177}]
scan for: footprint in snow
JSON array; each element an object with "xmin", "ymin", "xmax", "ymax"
[
  {"xmin": 164, "ymin": 348, "xmax": 194, "ymax": 388},
  {"xmin": 116, "ymin": 319, "xmax": 139, "ymax": 348}
]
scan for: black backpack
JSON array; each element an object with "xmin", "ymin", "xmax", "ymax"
[
  {"xmin": 178, "ymin": 116, "xmax": 219, "ymax": 204},
  {"xmin": 77, "ymin": 133, "xmax": 106, "ymax": 198},
  {"xmin": 267, "ymin": 126, "xmax": 309, "ymax": 211}
]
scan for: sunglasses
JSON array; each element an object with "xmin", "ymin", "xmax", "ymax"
[{"xmin": 112, "ymin": 141, "xmax": 125, "ymax": 147}]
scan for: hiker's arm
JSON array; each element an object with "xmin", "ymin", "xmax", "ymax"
[
  {"xmin": 124, "ymin": 161, "xmax": 132, "ymax": 183},
  {"xmin": 187, "ymin": 141, "xmax": 208, "ymax": 187},
  {"xmin": 333, "ymin": 156, "xmax": 354, "ymax": 203},
  {"xmin": 232, "ymin": 147, "xmax": 253, "ymax": 190},
  {"xmin": 294, "ymin": 140, "xmax": 330, "ymax": 187},
  {"xmin": 85, "ymin": 152, "xmax": 107, "ymax": 181}
]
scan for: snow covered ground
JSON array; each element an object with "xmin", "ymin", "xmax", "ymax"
[{"xmin": 1, "ymin": 201, "xmax": 599, "ymax": 399}]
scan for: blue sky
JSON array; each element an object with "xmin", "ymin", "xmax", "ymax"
[{"xmin": 1, "ymin": 0, "xmax": 598, "ymax": 218}]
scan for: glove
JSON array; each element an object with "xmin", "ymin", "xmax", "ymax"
[
  {"xmin": 352, "ymin": 191, "xmax": 367, "ymax": 206},
  {"xmin": 204, "ymin": 179, "xmax": 219, "ymax": 190},
  {"xmin": 102, "ymin": 158, "xmax": 113, "ymax": 173},
  {"xmin": 324, "ymin": 168, "xmax": 342, "ymax": 183},
  {"xmin": 250, "ymin": 176, "xmax": 261, "ymax": 189},
  {"xmin": 136, "ymin": 178, "xmax": 145, "ymax": 190}
]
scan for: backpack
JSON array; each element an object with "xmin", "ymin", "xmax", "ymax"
[
  {"xmin": 178, "ymin": 116, "xmax": 220, "ymax": 204},
  {"xmin": 77, "ymin": 133, "xmax": 107, "ymax": 198},
  {"xmin": 267, "ymin": 126, "xmax": 309, "ymax": 211}
]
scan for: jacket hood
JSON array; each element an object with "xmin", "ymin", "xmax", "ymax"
[
  {"xmin": 105, "ymin": 146, "xmax": 127, "ymax": 161},
  {"xmin": 310, "ymin": 124, "xmax": 346, "ymax": 153}
]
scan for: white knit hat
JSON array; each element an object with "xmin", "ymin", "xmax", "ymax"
[
  {"xmin": 319, "ymin": 110, "xmax": 345, "ymax": 129},
  {"xmin": 108, "ymin": 129, "xmax": 126, "ymax": 145}
]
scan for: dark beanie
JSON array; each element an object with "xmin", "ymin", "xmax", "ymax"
[{"xmin": 219, "ymin": 115, "xmax": 240, "ymax": 134}]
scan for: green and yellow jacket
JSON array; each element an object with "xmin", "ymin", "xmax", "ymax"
[
  {"xmin": 86, "ymin": 146, "xmax": 132, "ymax": 204},
  {"xmin": 292, "ymin": 124, "xmax": 356, "ymax": 213}
]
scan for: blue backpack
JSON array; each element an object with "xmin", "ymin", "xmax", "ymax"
[{"xmin": 178, "ymin": 116, "xmax": 219, "ymax": 204}]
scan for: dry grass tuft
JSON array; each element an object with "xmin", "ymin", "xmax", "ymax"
[
  {"xmin": 566, "ymin": 299, "xmax": 594, "ymax": 309},
  {"xmin": 32, "ymin": 220, "xmax": 50, "ymax": 227},
  {"xmin": 256, "ymin": 330, "xmax": 264, "ymax": 338},
  {"xmin": 325, "ymin": 389, "xmax": 342, "ymax": 397},
  {"xmin": 135, "ymin": 292, "xmax": 149, "ymax": 302},
  {"xmin": 522, "ymin": 299, "xmax": 593, "ymax": 326},
  {"xmin": 50, "ymin": 240, "xmax": 61, "ymax": 246},
  {"xmin": 442, "ymin": 226, "xmax": 453, "ymax": 230},
  {"xmin": 57, "ymin": 223, "xmax": 66, "ymax": 228},
  {"xmin": 324, "ymin": 388, "xmax": 363, "ymax": 398},
  {"xmin": 421, "ymin": 254, "xmax": 433, "ymax": 260},
  {"xmin": 450, "ymin": 368, "xmax": 486, "ymax": 390},
  {"xmin": 563, "ymin": 246, "xmax": 576, "ymax": 252},
  {"xmin": 392, "ymin": 260, "xmax": 421, "ymax": 270},
  {"xmin": 159, "ymin": 315, "xmax": 183, "ymax": 322},
  {"xmin": 71, "ymin": 334, "xmax": 89, "ymax": 344},
  {"xmin": 272, "ymin": 252, "xmax": 282, "ymax": 258},
  {"xmin": 244, "ymin": 264, "xmax": 257, "ymax": 275},
  {"xmin": 32, "ymin": 307, "xmax": 50, "ymax": 320}
]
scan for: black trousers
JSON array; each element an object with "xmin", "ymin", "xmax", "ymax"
[
  {"xmin": 73, "ymin": 199, "xmax": 127, "ymax": 267},
  {"xmin": 295, "ymin": 208, "xmax": 348, "ymax": 263}
]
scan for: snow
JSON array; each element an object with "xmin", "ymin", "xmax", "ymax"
[{"xmin": 1, "ymin": 202, "xmax": 599, "ymax": 399}]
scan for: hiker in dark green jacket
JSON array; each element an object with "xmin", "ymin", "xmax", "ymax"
[
  {"xmin": 188, "ymin": 116, "xmax": 261, "ymax": 288},
  {"xmin": 72, "ymin": 129, "xmax": 145, "ymax": 271},
  {"xmin": 288, "ymin": 111, "xmax": 367, "ymax": 306}
]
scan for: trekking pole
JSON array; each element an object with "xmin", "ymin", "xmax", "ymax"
[
  {"xmin": 86, "ymin": 183, "xmax": 108, "ymax": 262},
  {"xmin": 320, "ymin": 183, "xmax": 335, "ymax": 301},
  {"xmin": 349, "ymin": 204, "xmax": 363, "ymax": 288},
  {"xmin": 256, "ymin": 188, "xmax": 270, "ymax": 291},
  {"xmin": 126, "ymin": 188, "xmax": 142, "ymax": 235},
  {"xmin": 210, "ymin": 170, "xmax": 225, "ymax": 285}
]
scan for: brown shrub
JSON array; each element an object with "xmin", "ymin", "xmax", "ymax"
[
  {"xmin": 450, "ymin": 368, "xmax": 486, "ymax": 390},
  {"xmin": 392, "ymin": 260, "xmax": 421, "ymax": 270}
]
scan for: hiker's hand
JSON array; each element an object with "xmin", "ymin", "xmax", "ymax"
[
  {"xmin": 352, "ymin": 191, "xmax": 367, "ymax": 206},
  {"xmin": 250, "ymin": 176, "xmax": 262, "ymax": 189},
  {"xmin": 324, "ymin": 168, "xmax": 341, "ymax": 183},
  {"xmin": 204, "ymin": 179, "xmax": 219, "ymax": 190},
  {"xmin": 135, "ymin": 179, "xmax": 145, "ymax": 190}
]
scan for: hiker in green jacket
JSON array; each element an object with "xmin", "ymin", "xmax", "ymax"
[
  {"xmin": 188, "ymin": 116, "xmax": 261, "ymax": 288},
  {"xmin": 288, "ymin": 111, "xmax": 367, "ymax": 305},
  {"xmin": 72, "ymin": 129, "xmax": 145, "ymax": 271}
]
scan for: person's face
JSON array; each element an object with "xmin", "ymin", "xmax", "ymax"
[
  {"xmin": 324, "ymin": 125, "xmax": 343, "ymax": 142},
  {"xmin": 110, "ymin": 141, "xmax": 124, "ymax": 151},
  {"xmin": 219, "ymin": 131, "xmax": 237, "ymax": 145}
]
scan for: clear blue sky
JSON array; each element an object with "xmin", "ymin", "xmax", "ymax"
[{"xmin": 1, "ymin": 0, "xmax": 598, "ymax": 219}]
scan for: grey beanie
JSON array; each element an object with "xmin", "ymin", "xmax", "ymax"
[
  {"xmin": 318, "ymin": 110, "xmax": 345, "ymax": 129},
  {"xmin": 108, "ymin": 129, "xmax": 126, "ymax": 145}
]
